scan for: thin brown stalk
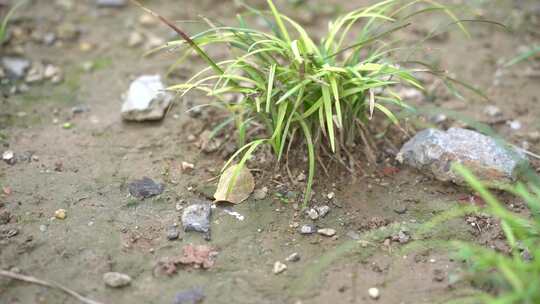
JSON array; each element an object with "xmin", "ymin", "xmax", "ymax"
[{"xmin": 0, "ymin": 270, "xmax": 104, "ymax": 304}]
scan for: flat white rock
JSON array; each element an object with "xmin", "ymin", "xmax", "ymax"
[
  {"xmin": 121, "ymin": 75, "xmax": 173, "ymax": 121},
  {"xmin": 103, "ymin": 272, "xmax": 131, "ymax": 288}
]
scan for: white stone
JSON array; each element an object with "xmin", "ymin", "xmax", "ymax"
[
  {"xmin": 315, "ymin": 205, "xmax": 330, "ymax": 218},
  {"xmin": 103, "ymin": 272, "xmax": 131, "ymax": 288},
  {"xmin": 368, "ymin": 287, "xmax": 380, "ymax": 299},
  {"xmin": 2, "ymin": 150, "xmax": 14, "ymax": 161},
  {"xmin": 317, "ymin": 228, "xmax": 336, "ymax": 237},
  {"xmin": 121, "ymin": 75, "xmax": 173, "ymax": 121},
  {"xmin": 306, "ymin": 208, "xmax": 319, "ymax": 220},
  {"xmin": 273, "ymin": 261, "xmax": 287, "ymax": 274}
]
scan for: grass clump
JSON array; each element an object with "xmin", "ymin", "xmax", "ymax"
[
  {"xmin": 423, "ymin": 164, "xmax": 540, "ymax": 304},
  {"xmin": 134, "ymin": 0, "xmax": 470, "ymax": 206}
]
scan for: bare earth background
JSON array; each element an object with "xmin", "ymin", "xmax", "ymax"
[{"xmin": 1, "ymin": 0, "xmax": 539, "ymax": 303}]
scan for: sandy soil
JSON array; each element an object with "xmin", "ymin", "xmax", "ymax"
[{"xmin": 1, "ymin": 0, "xmax": 539, "ymax": 303}]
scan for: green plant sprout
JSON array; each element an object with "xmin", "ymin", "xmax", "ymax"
[
  {"xmin": 438, "ymin": 164, "xmax": 540, "ymax": 304},
  {"xmin": 0, "ymin": 1, "xmax": 25, "ymax": 45}
]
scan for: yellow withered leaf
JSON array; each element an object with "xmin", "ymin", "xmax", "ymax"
[{"xmin": 214, "ymin": 164, "xmax": 255, "ymax": 204}]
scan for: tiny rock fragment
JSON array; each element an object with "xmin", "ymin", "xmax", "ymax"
[
  {"xmin": 178, "ymin": 244, "xmax": 218, "ymax": 269},
  {"xmin": 285, "ymin": 252, "xmax": 300, "ymax": 263},
  {"xmin": 2, "ymin": 150, "xmax": 15, "ymax": 165},
  {"xmin": 71, "ymin": 105, "xmax": 90, "ymax": 115},
  {"xmin": 181, "ymin": 161, "xmax": 195, "ymax": 171},
  {"xmin": 96, "ymin": 0, "xmax": 126, "ymax": 8},
  {"xmin": 167, "ymin": 226, "xmax": 180, "ymax": 241},
  {"xmin": 306, "ymin": 208, "xmax": 319, "ymax": 220},
  {"xmin": 253, "ymin": 187, "xmax": 268, "ymax": 200},
  {"xmin": 317, "ymin": 228, "xmax": 336, "ymax": 237},
  {"xmin": 528, "ymin": 131, "xmax": 540, "ymax": 142},
  {"xmin": 315, "ymin": 205, "xmax": 330, "ymax": 218},
  {"xmin": 128, "ymin": 177, "xmax": 164, "ymax": 199},
  {"xmin": 182, "ymin": 203, "xmax": 211, "ymax": 237},
  {"xmin": 214, "ymin": 164, "xmax": 254, "ymax": 204},
  {"xmin": 273, "ymin": 261, "xmax": 287, "ymax": 274},
  {"xmin": 103, "ymin": 272, "xmax": 132, "ymax": 288},
  {"xmin": 483, "ymin": 105, "xmax": 501, "ymax": 117},
  {"xmin": 368, "ymin": 287, "xmax": 380, "ymax": 300},
  {"xmin": 1, "ymin": 57, "xmax": 31, "ymax": 79},
  {"xmin": 128, "ymin": 31, "xmax": 144, "ymax": 48},
  {"xmin": 299, "ymin": 224, "xmax": 317, "ymax": 235},
  {"xmin": 507, "ymin": 120, "xmax": 522, "ymax": 130},
  {"xmin": 2, "ymin": 186, "xmax": 12, "ymax": 196},
  {"xmin": 138, "ymin": 14, "xmax": 157, "ymax": 26},
  {"xmin": 173, "ymin": 287, "xmax": 205, "ymax": 304},
  {"xmin": 54, "ymin": 209, "xmax": 66, "ymax": 220},
  {"xmin": 296, "ymin": 172, "xmax": 306, "ymax": 182},
  {"xmin": 327, "ymin": 192, "xmax": 335, "ymax": 200},
  {"xmin": 433, "ymin": 269, "xmax": 445, "ymax": 282}
]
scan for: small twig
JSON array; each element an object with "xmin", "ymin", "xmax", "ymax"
[
  {"xmin": 0, "ymin": 270, "xmax": 104, "ymax": 304},
  {"xmin": 512, "ymin": 145, "xmax": 540, "ymax": 160}
]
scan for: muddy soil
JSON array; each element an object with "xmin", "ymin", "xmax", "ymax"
[{"xmin": 1, "ymin": 0, "xmax": 539, "ymax": 303}]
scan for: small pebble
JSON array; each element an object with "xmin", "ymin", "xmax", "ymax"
[
  {"xmin": 2, "ymin": 150, "xmax": 15, "ymax": 165},
  {"xmin": 253, "ymin": 187, "xmax": 268, "ymax": 200},
  {"xmin": 181, "ymin": 161, "xmax": 195, "ymax": 171},
  {"xmin": 128, "ymin": 31, "xmax": 144, "ymax": 48},
  {"xmin": 103, "ymin": 272, "xmax": 131, "ymax": 288},
  {"xmin": 285, "ymin": 252, "xmax": 300, "ymax": 262},
  {"xmin": 315, "ymin": 205, "xmax": 330, "ymax": 218},
  {"xmin": 166, "ymin": 226, "xmax": 180, "ymax": 240},
  {"xmin": 507, "ymin": 120, "xmax": 522, "ymax": 130},
  {"xmin": 306, "ymin": 208, "xmax": 319, "ymax": 220},
  {"xmin": 54, "ymin": 209, "xmax": 66, "ymax": 220},
  {"xmin": 484, "ymin": 105, "xmax": 501, "ymax": 117},
  {"xmin": 299, "ymin": 224, "xmax": 317, "ymax": 234},
  {"xmin": 368, "ymin": 287, "xmax": 380, "ymax": 299},
  {"xmin": 317, "ymin": 228, "xmax": 336, "ymax": 237},
  {"xmin": 273, "ymin": 261, "xmax": 287, "ymax": 274}
]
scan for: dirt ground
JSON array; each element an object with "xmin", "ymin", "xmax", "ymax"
[{"xmin": 1, "ymin": 0, "xmax": 539, "ymax": 303}]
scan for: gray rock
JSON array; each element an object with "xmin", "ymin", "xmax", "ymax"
[
  {"xmin": 182, "ymin": 203, "xmax": 211, "ymax": 239},
  {"xmin": 395, "ymin": 229, "xmax": 410, "ymax": 244},
  {"xmin": 317, "ymin": 228, "xmax": 336, "ymax": 237},
  {"xmin": 42, "ymin": 32, "xmax": 57, "ymax": 45},
  {"xmin": 121, "ymin": 75, "xmax": 173, "ymax": 121},
  {"xmin": 103, "ymin": 272, "xmax": 131, "ymax": 288},
  {"xmin": 166, "ymin": 226, "xmax": 180, "ymax": 241},
  {"xmin": 396, "ymin": 128, "xmax": 527, "ymax": 184},
  {"xmin": 484, "ymin": 105, "xmax": 501, "ymax": 117},
  {"xmin": 173, "ymin": 287, "xmax": 205, "ymax": 304},
  {"xmin": 315, "ymin": 205, "xmax": 330, "ymax": 218},
  {"xmin": 346, "ymin": 230, "xmax": 360, "ymax": 240},
  {"xmin": 299, "ymin": 224, "xmax": 317, "ymax": 234},
  {"xmin": 1, "ymin": 57, "xmax": 31, "ymax": 79},
  {"xmin": 2, "ymin": 150, "xmax": 15, "ymax": 165},
  {"xmin": 306, "ymin": 208, "xmax": 319, "ymax": 220},
  {"xmin": 96, "ymin": 0, "xmax": 126, "ymax": 7},
  {"xmin": 285, "ymin": 252, "xmax": 300, "ymax": 262},
  {"xmin": 71, "ymin": 105, "xmax": 90, "ymax": 114},
  {"xmin": 128, "ymin": 177, "xmax": 164, "ymax": 199}
]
